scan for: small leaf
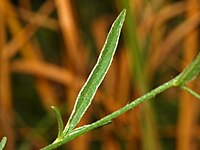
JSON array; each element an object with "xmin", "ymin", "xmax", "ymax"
[
  {"xmin": 51, "ymin": 106, "xmax": 64, "ymax": 138},
  {"xmin": 41, "ymin": 120, "xmax": 112, "ymax": 150},
  {"xmin": 63, "ymin": 9, "xmax": 126, "ymax": 134},
  {"xmin": 174, "ymin": 52, "xmax": 200, "ymax": 86},
  {"xmin": 181, "ymin": 86, "xmax": 200, "ymax": 100},
  {"xmin": 0, "ymin": 137, "xmax": 7, "ymax": 150}
]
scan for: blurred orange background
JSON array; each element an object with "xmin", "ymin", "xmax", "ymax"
[{"xmin": 0, "ymin": 0, "xmax": 200, "ymax": 149}]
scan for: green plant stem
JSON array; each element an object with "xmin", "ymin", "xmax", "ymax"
[
  {"xmin": 181, "ymin": 86, "xmax": 200, "ymax": 100},
  {"xmin": 41, "ymin": 77, "xmax": 178, "ymax": 150}
]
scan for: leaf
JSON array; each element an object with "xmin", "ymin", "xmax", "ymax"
[
  {"xmin": 181, "ymin": 86, "xmax": 200, "ymax": 100},
  {"xmin": 174, "ymin": 52, "xmax": 200, "ymax": 86},
  {"xmin": 63, "ymin": 9, "xmax": 126, "ymax": 134},
  {"xmin": 0, "ymin": 137, "xmax": 7, "ymax": 150},
  {"xmin": 41, "ymin": 120, "xmax": 112, "ymax": 150},
  {"xmin": 51, "ymin": 106, "xmax": 64, "ymax": 139}
]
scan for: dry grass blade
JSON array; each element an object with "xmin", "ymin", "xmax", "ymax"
[
  {"xmin": 5, "ymin": 0, "xmax": 58, "ymax": 110},
  {"xmin": 149, "ymin": 10, "xmax": 200, "ymax": 75},
  {"xmin": 0, "ymin": 1, "xmax": 15, "ymax": 149},
  {"xmin": 55, "ymin": 0, "xmax": 86, "ymax": 74},
  {"xmin": 17, "ymin": 7, "xmax": 59, "ymax": 31},
  {"xmin": 11, "ymin": 60, "xmax": 78, "ymax": 88},
  {"xmin": 6, "ymin": 1, "xmax": 58, "ymax": 111},
  {"xmin": 2, "ymin": 0, "xmax": 55, "ymax": 60}
]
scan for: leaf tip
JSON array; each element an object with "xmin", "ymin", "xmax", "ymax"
[
  {"xmin": 0, "ymin": 136, "xmax": 7, "ymax": 149},
  {"xmin": 120, "ymin": 9, "xmax": 126, "ymax": 20},
  {"xmin": 121, "ymin": 8, "xmax": 126, "ymax": 15}
]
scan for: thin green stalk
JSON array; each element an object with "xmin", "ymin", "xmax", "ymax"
[
  {"xmin": 115, "ymin": 1, "xmax": 159, "ymax": 150},
  {"xmin": 181, "ymin": 86, "xmax": 200, "ymax": 100},
  {"xmin": 41, "ymin": 77, "xmax": 177, "ymax": 150},
  {"xmin": 116, "ymin": 1, "xmax": 145, "ymax": 89}
]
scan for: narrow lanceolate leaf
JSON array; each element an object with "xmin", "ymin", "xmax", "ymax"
[
  {"xmin": 174, "ymin": 52, "xmax": 200, "ymax": 86},
  {"xmin": 51, "ymin": 106, "xmax": 64, "ymax": 139},
  {"xmin": 0, "ymin": 137, "xmax": 7, "ymax": 150},
  {"xmin": 63, "ymin": 9, "xmax": 126, "ymax": 134}
]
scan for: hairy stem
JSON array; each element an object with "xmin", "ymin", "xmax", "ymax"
[{"xmin": 41, "ymin": 76, "xmax": 178, "ymax": 150}]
